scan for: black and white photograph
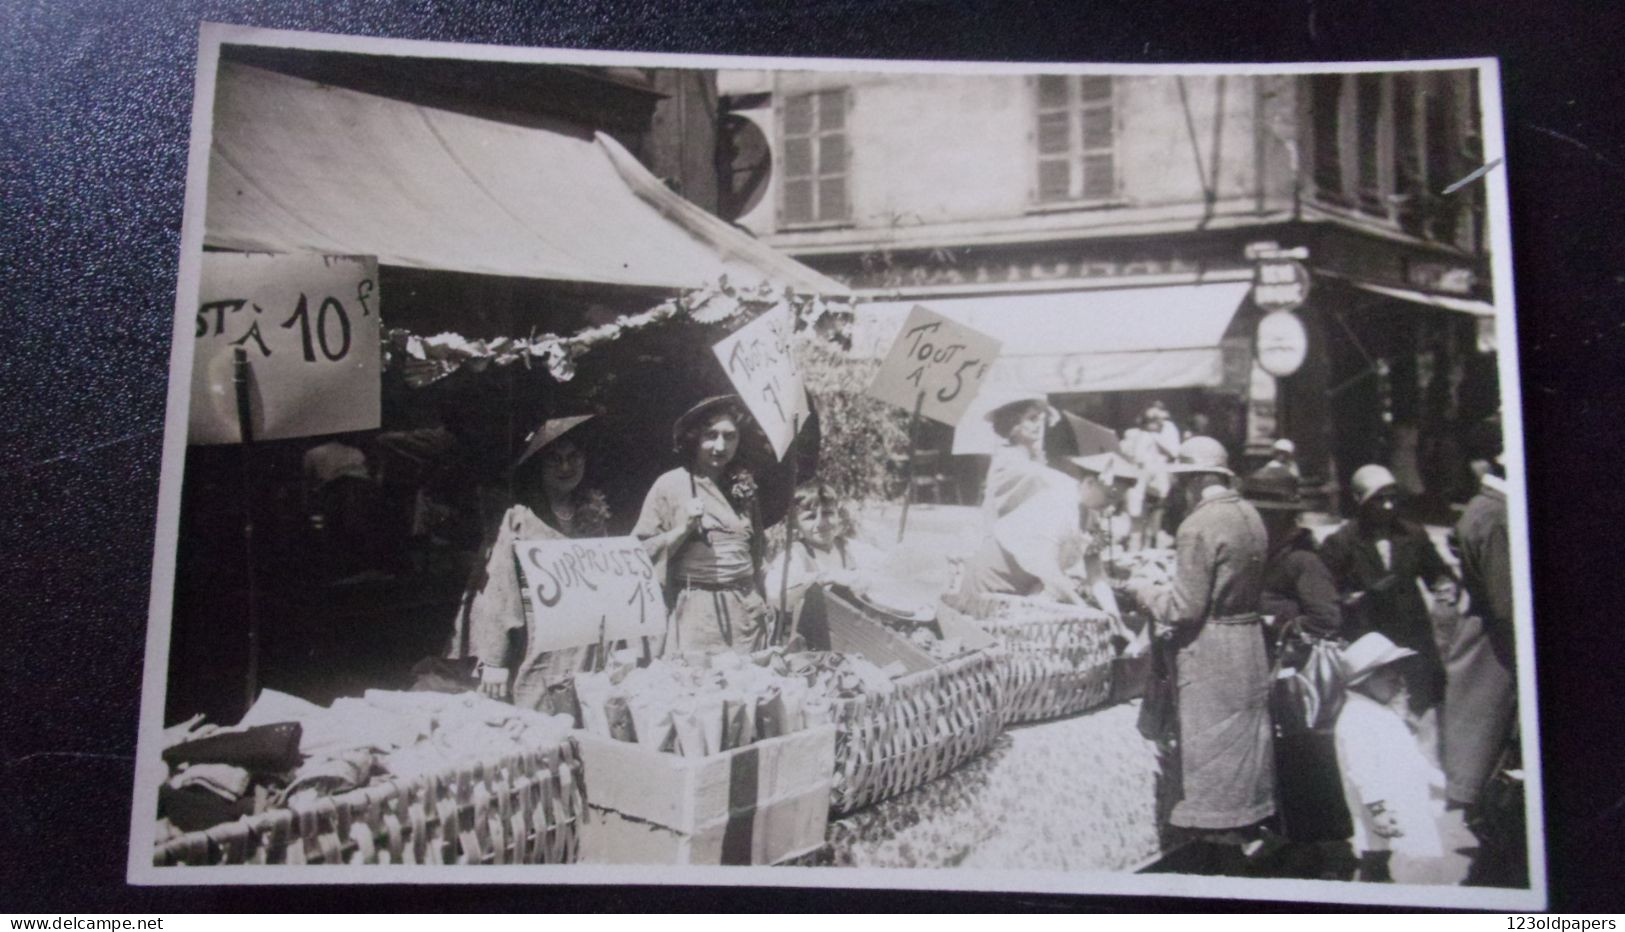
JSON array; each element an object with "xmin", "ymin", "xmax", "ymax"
[{"xmin": 126, "ymin": 23, "xmax": 1541, "ymax": 909}]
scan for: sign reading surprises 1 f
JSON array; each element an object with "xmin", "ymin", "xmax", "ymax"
[
  {"xmin": 711, "ymin": 304, "xmax": 809, "ymax": 460},
  {"xmin": 866, "ymin": 304, "xmax": 1002, "ymax": 425},
  {"xmin": 513, "ymin": 536, "xmax": 665, "ymax": 651}
]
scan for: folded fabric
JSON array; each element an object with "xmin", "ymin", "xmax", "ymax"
[{"xmin": 169, "ymin": 762, "xmax": 253, "ymax": 801}]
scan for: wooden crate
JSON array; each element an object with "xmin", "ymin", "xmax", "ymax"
[{"xmin": 575, "ymin": 724, "xmax": 835, "ymax": 865}]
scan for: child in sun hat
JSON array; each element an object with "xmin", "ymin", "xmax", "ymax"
[{"xmin": 1334, "ymin": 632, "xmax": 1448, "ymax": 882}]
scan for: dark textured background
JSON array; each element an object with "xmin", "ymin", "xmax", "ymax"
[{"xmin": 3, "ymin": 0, "xmax": 1623, "ymax": 912}]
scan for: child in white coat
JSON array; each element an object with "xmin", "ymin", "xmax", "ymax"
[{"xmin": 1335, "ymin": 633, "xmax": 1449, "ymax": 882}]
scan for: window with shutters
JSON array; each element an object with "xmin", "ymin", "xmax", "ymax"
[
  {"xmin": 1033, "ymin": 75, "xmax": 1117, "ymax": 204},
  {"xmin": 780, "ymin": 88, "xmax": 849, "ymax": 226}
]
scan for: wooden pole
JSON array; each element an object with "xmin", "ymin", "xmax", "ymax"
[
  {"xmin": 778, "ymin": 415, "xmax": 800, "ymax": 635},
  {"xmin": 897, "ymin": 390, "xmax": 925, "ymax": 543},
  {"xmin": 232, "ymin": 347, "xmax": 261, "ymax": 715}
]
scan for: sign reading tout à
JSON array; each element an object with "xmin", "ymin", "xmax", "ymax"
[
  {"xmin": 189, "ymin": 253, "xmax": 381, "ymax": 445},
  {"xmin": 711, "ymin": 304, "xmax": 808, "ymax": 461},
  {"xmin": 866, "ymin": 304, "xmax": 1002, "ymax": 426}
]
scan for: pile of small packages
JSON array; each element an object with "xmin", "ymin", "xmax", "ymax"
[
  {"xmin": 154, "ymin": 689, "xmax": 583, "ymax": 866},
  {"xmin": 572, "ymin": 649, "xmax": 895, "ymax": 759}
]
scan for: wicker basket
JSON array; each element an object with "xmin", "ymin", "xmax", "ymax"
[
  {"xmin": 153, "ymin": 741, "xmax": 585, "ymax": 866},
  {"xmin": 828, "ymin": 647, "xmax": 1006, "ymax": 815},
  {"xmin": 940, "ymin": 592, "xmax": 1119, "ymax": 725}
]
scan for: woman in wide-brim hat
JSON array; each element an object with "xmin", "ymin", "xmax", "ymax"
[
  {"xmin": 960, "ymin": 393, "xmax": 1096, "ymax": 607},
  {"xmin": 450, "ymin": 412, "xmax": 611, "ymax": 712},
  {"xmin": 633, "ymin": 394, "xmax": 775, "ymax": 657}
]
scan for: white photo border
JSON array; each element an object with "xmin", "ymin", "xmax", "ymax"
[{"xmin": 127, "ymin": 22, "xmax": 1545, "ymax": 910}]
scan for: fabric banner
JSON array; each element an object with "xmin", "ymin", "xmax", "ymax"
[{"xmin": 189, "ymin": 252, "xmax": 380, "ymax": 444}]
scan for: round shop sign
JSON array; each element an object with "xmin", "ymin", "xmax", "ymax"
[
  {"xmin": 1253, "ymin": 259, "xmax": 1311, "ymax": 312},
  {"xmin": 1256, "ymin": 310, "xmax": 1309, "ymax": 377}
]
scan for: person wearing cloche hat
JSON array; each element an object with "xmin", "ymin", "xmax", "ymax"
[
  {"xmin": 1334, "ymin": 633, "xmax": 1448, "ymax": 881},
  {"xmin": 1244, "ymin": 464, "xmax": 1341, "ymax": 640},
  {"xmin": 1127, "ymin": 436, "xmax": 1275, "ymax": 869},
  {"xmin": 1320, "ymin": 463, "xmax": 1456, "ymax": 717}
]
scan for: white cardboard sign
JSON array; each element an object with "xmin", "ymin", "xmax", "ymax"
[
  {"xmin": 865, "ymin": 304, "xmax": 1002, "ymax": 426},
  {"xmin": 189, "ymin": 253, "xmax": 380, "ymax": 444},
  {"xmin": 513, "ymin": 536, "xmax": 666, "ymax": 650},
  {"xmin": 711, "ymin": 304, "xmax": 808, "ymax": 460}
]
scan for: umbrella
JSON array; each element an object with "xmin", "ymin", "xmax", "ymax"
[{"xmin": 1046, "ymin": 410, "xmax": 1120, "ymax": 460}]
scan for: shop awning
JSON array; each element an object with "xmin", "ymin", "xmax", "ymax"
[
  {"xmin": 205, "ymin": 63, "xmax": 846, "ymax": 295},
  {"xmin": 854, "ymin": 281, "xmax": 1254, "ymax": 395},
  {"xmin": 1347, "ymin": 280, "xmax": 1496, "ymax": 317}
]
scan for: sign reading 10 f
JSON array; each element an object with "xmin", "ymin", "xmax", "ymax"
[
  {"xmin": 197, "ymin": 289, "xmax": 366, "ymax": 362},
  {"xmin": 188, "ymin": 253, "xmax": 382, "ymax": 445}
]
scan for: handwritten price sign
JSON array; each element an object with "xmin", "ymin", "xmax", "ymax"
[
  {"xmin": 711, "ymin": 304, "xmax": 808, "ymax": 460},
  {"xmin": 866, "ymin": 304, "xmax": 1002, "ymax": 425},
  {"xmin": 188, "ymin": 253, "xmax": 381, "ymax": 444},
  {"xmin": 513, "ymin": 537, "xmax": 666, "ymax": 651}
]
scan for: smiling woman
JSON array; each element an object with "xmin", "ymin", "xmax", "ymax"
[{"xmin": 634, "ymin": 394, "xmax": 775, "ymax": 657}]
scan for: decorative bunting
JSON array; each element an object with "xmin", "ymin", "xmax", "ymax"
[{"xmin": 380, "ymin": 277, "xmax": 852, "ymax": 389}]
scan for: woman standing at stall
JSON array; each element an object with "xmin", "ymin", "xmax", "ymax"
[
  {"xmin": 961, "ymin": 395, "xmax": 1091, "ymax": 605},
  {"xmin": 634, "ymin": 395, "xmax": 772, "ymax": 656},
  {"xmin": 451, "ymin": 415, "xmax": 613, "ymax": 710}
]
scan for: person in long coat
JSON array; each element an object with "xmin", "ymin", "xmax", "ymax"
[
  {"xmin": 1130, "ymin": 436, "xmax": 1275, "ymax": 870},
  {"xmin": 1319, "ymin": 464, "xmax": 1455, "ymax": 715},
  {"xmin": 1446, "ymin": 425, "xmax": 1523, "ymax": 885}
]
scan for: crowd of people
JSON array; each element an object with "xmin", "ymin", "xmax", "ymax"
[{"xmin": 441, "ymin": 387, "xmax": 1523, "ymax": 885}]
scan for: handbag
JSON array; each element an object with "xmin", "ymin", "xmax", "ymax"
[
  {"xmin": 1270, "ymin": 618, "xmax": 1347, "ymax": 737},
  {"xmin": 1136, "ymin": 635, "xmax": 1179, "ymax": 743}
]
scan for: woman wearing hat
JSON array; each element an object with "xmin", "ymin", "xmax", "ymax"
[
  {"xmin": 1243, "ymin": 464, "xmax": 1353, "ymax": 875},
  {"xmin": 962, "ymin": 395, "xmax": 1094, "ymax": 606},
  {"xmin": 1122, "ymin": 402, "xmax": 1181, "ymax": 550},
  {"xmin": 1334, "ymin": 633, "xmax": 1448, "ymax": 882},
  {"xmin": 450, "ymin": 415, "xmax": 613, "ymax": 710},
  {"xmin": 1128, "ymin": 436, "xmax": 1275, "ymax": 870},
  {"xmin": 633, "ymin": 395, "xmax": 773, "ymax": 656},
  {"xmin": 1320, "ymin": 464, "xmax": 1455, "ymax": 716}
]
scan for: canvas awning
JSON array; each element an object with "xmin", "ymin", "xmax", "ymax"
[
  {"xmin": 854, "ymin": 281, "xmax": 1254, "ymax": 396},
  {"xmin": 1346, "ymin": 280, "xmax": 1496, "ymax": 317},
  {"xmin": 205, "ymin": 62, "xmax": 846, "ymax": 295}
]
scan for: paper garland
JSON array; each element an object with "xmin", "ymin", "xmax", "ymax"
[{"xmin": 382, "ymin": 277, "xmax": 854, "ymax": 389}]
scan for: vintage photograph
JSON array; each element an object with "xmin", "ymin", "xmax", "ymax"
[{"xmin": 130, "ymin": 24, "xmax": 1540, "ymax": 908}]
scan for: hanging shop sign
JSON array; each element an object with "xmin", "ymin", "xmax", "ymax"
[
  {"xmin": 1256, "ymin": 309, "xmax": 1309, "ymax": 378},
  {"xmin": 712, "ymin": 303, "xmax": 809, "ymax": 460},
  {"xmin": 1252, "ymin": 258, "xmax": 1311, "ymax": 312},
  {"xmin": 865, "ymin": 304, "xmax": 1002, "ymax": 426},
  {"xmin": 189, "ymin": 253, "xmax": 380, "ymax": 444},
  {"xmin": 513, "ymin": 536, "xmax": 666, "ymax": 651}
]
